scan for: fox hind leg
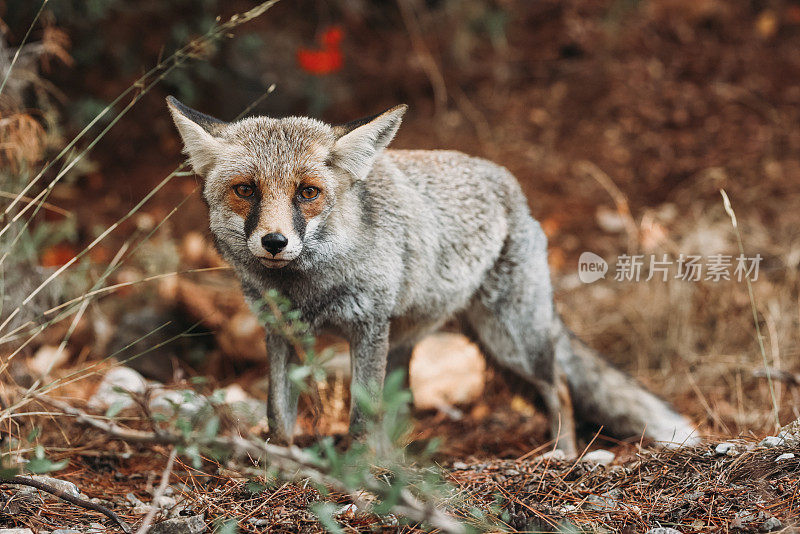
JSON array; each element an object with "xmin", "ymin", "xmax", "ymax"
[{"xmin": 462, "ymin": 219, "xmax": 577, "ymax": 455}]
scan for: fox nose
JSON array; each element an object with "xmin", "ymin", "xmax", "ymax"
[{"xmin": 261, "ymin": 233, "xmax": 288, "ymax": 256}]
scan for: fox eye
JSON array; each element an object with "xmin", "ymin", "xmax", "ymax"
[
  {"xmin": 298, "ymin": 186, "xmax": 320, "ymax": 200},
  {"xmin": 233, "ymin": 184, "xmax": 255, "ymax": 198}
]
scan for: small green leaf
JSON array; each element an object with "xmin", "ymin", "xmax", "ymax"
[
  {"xmin": 105, "ymin": 401, "xmax": 126, "ymax": 419},
  {"xmin": 214, "ymin": 518, "xmax": 239, "ymax": 534},
  {"xmin": 245, "ymin": 481, "xmax": 267, "ymax": 494},
  {"xmin": 27, "ymin": 427, "xmax": 41, "ymax": 441},
  {"xmin": 25, "ymin": 457, "xmax": 69, "ymax": 474},
  {"xmin": 203, "ymin": 415, "xmax": 220, "ymax": 440},
  {"xmin": 309, "ymin": 501, "xmax": 345, "ymax": 534}
]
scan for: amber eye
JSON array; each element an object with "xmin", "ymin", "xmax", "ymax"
[
  {"xmin": 233, "ymin": 184, "xmax": 255, "ymax": 198},
  {"xmin": 298, "ymin": 186, "xmax": 320, "ymax": 200}
]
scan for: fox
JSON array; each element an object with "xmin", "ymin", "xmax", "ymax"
[{"xmin": 167, "ymin": 96, "xmax": 699, "ymax": 454}]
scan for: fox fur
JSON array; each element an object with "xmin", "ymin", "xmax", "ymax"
[{"xmin": 167, "ymin": 97, "xmax": 699, "ymax": 453}]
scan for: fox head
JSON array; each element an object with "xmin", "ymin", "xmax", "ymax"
[{"xmin": 166, "ymin": 97, "xmax": 407, "ymax": 269}]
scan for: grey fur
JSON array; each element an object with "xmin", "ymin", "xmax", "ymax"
[{"xmin": 167, "ymin": 98, "xmax": 699, "ymax": 452}]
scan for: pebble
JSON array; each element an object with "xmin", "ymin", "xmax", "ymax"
[
  {"xmin": 451, "ymin": 461, "xmax": 468, "ymax": 470},
  {"xmin": 582, "ymin": 449, "xmax": 616, "ymax": 465},
  {"xmin": 759, "ymin": 436, "xmax": 784, "ymax": 448},
  {"xmin": 51, "ymin": 530, "xmax": 81, "ymax": 534},
  {"xmin": 149, "ymin": 390, "xmax": 207, "ymax": 418},
  {"xmin": 775, "ymin": 452, "xmax": 795, "ymax": 462},
  {"xmin": 584, "ymin": 494, "xmax": 619, "ymax": 511},
  {"xmin": 0, "ymin": 530, "xmax": 35, "ymax": 534},
  {"xmin": 18, "ymin": 476, "xmax": 82, "ymax": 499},
  {"xmin": 777, "ymin": 429, "xmax": 800, "ymax": 445},
  {"xmin": 645, "ymin": 529, "xmax": 682, "ymax": 534},
  {"xmin": 88, "ymin": 367, "xmax": 148, "ymax": 410},
  {"xmin": 715, "ymin": 442, "xmax": 736, "ymax": 455},
  {"xmin": 150, "ymin": 514, "xmax": 207, "ymax": 534},
  {"xmin": 381, "ymin": 514, "xmax": 399, "ymax": 526},
  {"xmin": 540, "ymin": 449, "xmax": 567, "ymax": 461},
  {"xmin": 762, "ymin": 517, "xmax": 782, "ymax": 531},
  {"xmin": 336, "ymin": 503, "xmax": 358, "ymax": 518}
]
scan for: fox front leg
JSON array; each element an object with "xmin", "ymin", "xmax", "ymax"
[
  {"xmin": 266, "ymin": 334, "xmax": 301, "ymax": 444},
  {"xmin": 348, "ymin": 322, "xmax": 390, "ymax": 435}
]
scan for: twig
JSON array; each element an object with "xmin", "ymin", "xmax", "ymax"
[
  {"xmin": 134, "ymin": 448, "xmax": 177, "ymax": 534},
  {"xmin": 2, "ymin": 475, "xmax": 131, "ymax": 533}
]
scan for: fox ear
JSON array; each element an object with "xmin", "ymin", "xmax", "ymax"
[
  {"xmin": 166, "ymin": 96, "xmax": 227, "ymax": 176},
  {"xmin": 330, "ymin": 104, "xmax": 407, "ymax": 179}
]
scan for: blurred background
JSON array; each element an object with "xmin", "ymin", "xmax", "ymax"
[{"xmin": 2, "ymin": 0, "xmax": 799, "ymax": 457}]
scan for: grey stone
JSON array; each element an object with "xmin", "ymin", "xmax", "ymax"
[
  {"xmin": 51, "ymin": 530, "xmax": 81, "ymax": 534},
  {"xmin": 582, "ymin": 449, "xmax": 616, "ymax": 465},
  {"xmin": 759, "ymin": 436, "xmax": 784, "ymax": 448},
  {"xmin": 88, "ymin": 367, "xmax": 148, "ymax": 410},
  {"xmin": 540, "ymin": 449, "xmax": 567, "ymax": 461},
  {"xmin": 645, "ymin": 529, "xmax": 682, "ymax": 534},
  {"xmin": 0, "ymin": 530, "xmax": 35, "ymax": 534},
  {"xmin": 149, "ymin": 390, "xmax": 206, "ymax": 418},
  {"xmin": 776, "ymin": 452, "xmax": 795, "ymax": 462},
  {"xmin": 18, "ymin": 476, "xmax": 82, "ymax": 499},
  {"xmin": 715, "ymin": 442, "xmax": 736, "ymax": 455},
  {"xmin": 584, "ymin": 494, "xmax": 619, "ymax": 511},
  {"xmin": 150, "ymin": 514, "xmax": 207, "ymax": 534},
  {"xmin": 762, "ymin": 517, "xmax": 782, "ymax": 531}
]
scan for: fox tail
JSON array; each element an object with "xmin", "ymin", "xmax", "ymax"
[{"xmin": 553, "ymin": 317, "xmax": 700, "ymax": 447}]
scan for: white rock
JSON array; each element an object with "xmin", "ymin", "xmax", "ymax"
[
  {"xmin": 582, "ymin": 449, "xmax": 616, "ymax": 465},
  {"xmin": 645, "ymin": 529, "xmax": 682, "ymax": 534},
  {"xmin": 381, "ymin": 514, "xmax": 399, "ymax": 526},
  {"xmin": 18, "ymin": 476, "xmax": 82, "ymax": 499},
  {"xmin": 153, "ymin": 495, "xmax": 177, "ymax": 509},
  {"xmin": 336, "ymin": 503, "xmax": 358, "ymax": 518},
  {"xmin": 150, "ymin": 515, "xmax": 207, "ymax": 534},
  {"xmin": 0, "ymin": 530, "xmax": 35, "ymax": 534},
  {"xmin": 759, "ymin": 436, "xmax": 784, "ymax": 448},
  {"xmin": 776, "ymin": 453, "xmax": 795, "ymax": 462},
  {"xmin": 149, "ymin": 390, "xmax": 206, "ymax": 418},
  {"xmin": 29, "ymin": 345, "xmax": 71, "ymax": 377},
  {"xmin": 410, "ymin": 333, "xmax": 485, "ymax": 410},
  {"xmin": 539, "ymin": 449, "xmax": 567, "ymax": 461},
  {"xmin": 715, "ymin": 442, "xmax": 736, "ymax": 455},
  {"xmin": 88, "ymin": 367, "xmax": 148, "ymax": 410},
  {"xmin": 220, "ymin": 384, "xmax": 267, "ymax": 424}
]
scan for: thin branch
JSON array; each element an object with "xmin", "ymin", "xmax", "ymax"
[
  {"xmin": 2, "ymin": 475, "xmax": 131, "ymax": 533},
  {"xmin": 134, "ymin": 448, "xmax": 177, "ymax": 534}
]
